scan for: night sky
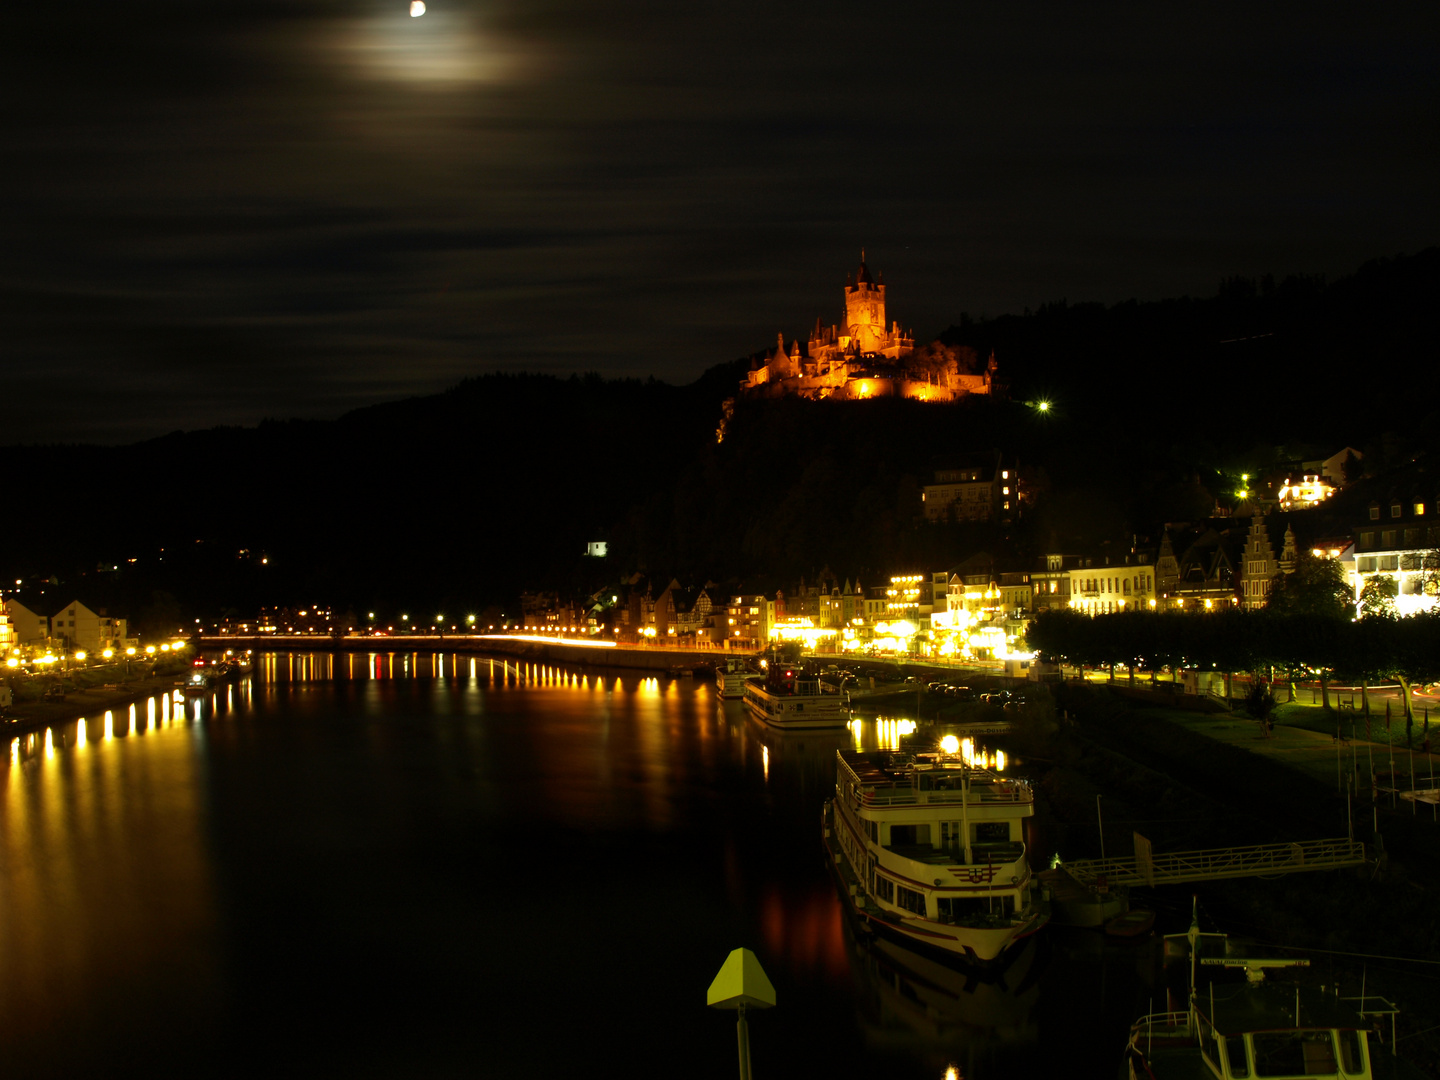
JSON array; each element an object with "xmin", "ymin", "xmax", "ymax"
[{"xmin": 4, "ymin": 1, "xmax": 1436, "ymax": 444}]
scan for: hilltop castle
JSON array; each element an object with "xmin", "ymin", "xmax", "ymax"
[{"xmin": 738, "ymin": 253, "xmax": 997, "ymax": 403}]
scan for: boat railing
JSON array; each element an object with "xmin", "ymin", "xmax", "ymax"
[
  {"xmin": 1128, "ymin": 1010, "xmax": 1195, "ymax": 1044},
  {"xmin": 860, "ymin": 784, "xmax": 1033, "ymax": 807},
  {"xmin": 886, "ymin": 840, "xmax": 1026, "ymax": 869}
]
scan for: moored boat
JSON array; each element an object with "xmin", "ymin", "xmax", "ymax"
[
  {"xmin": 824, "ymin": 747, "xmax": 1048, "ymax": 965},
  {"xmin": 1104, "ymin": 908, "xmax": 1155, "ymax": 938},
  {"xmin": 744, "ymin": 667, "xmax": 848, "ymax": 729},
  {"xmin": 1125, "ymin": 905, "xmax": 1422, "ymax": 1079},
  {"xmin": 716, "ymin": 657, "xmax": 760, "ymax": 700}
]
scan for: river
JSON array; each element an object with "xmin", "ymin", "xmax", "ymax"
[{"xmin": 0, "ymin": 652, "xmax": 1162, "ymax": 1078}]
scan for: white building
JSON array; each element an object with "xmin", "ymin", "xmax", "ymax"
[
  {"xmin": 1352, "ymin": 493, "xmax": 1438, "ymax": 616},
  {"xmin": 1067, "ymin": 549, "xmax": 1160, "ymax": 615}
]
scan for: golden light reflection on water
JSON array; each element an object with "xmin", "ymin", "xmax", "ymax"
[{"xmin": 0, "ymin": 693, "xmax": 221, "ymax": 1054}]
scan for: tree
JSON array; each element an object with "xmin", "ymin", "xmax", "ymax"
[
  {"xmin": 1266, "ymin": 554, "xmax": 1351, "ymax": 708},
  {"xmin": 1244, "ymin": 682, "xmax": 1277, "ymax": 737},
  {"xmin": 1358, "ymin": 576, "xmax": 1398, "ymax": 620},
  {"xmin": 1267, "ymin": 553, "xmax": 1352, "ymax": 620}
]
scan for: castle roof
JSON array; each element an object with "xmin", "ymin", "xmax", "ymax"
[{"xmin": 855, "ymin": 256, "xmax": 875, "ymax": 286}]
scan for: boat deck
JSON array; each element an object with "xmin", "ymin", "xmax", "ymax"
[{"xmin": 888, "ymin": 841, "xmax": 1026, "ymax": 867}]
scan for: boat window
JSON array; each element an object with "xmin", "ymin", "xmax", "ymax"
[
  {"xmin": 1222, "ymin": 1036, "xmax": 1250, "ymax": 1077},
  {"xmin": 975, "ymin": 822, "xmax": 1009, "ymax": 843},
  {"xmin": 889, "ymin": 824, "xmax": 931, "ymax": 847},
  {"xmin": 895, "ymin": 885, "xmax": 926, "ymax": 916},
  {"xmin": 937, "ymin": 895, "xmax": 1014, "ymax": 923},
  {"xmin": 874, "ymin": 876, "xmax": 895, "ymax": 903},
  {"xmin": 1337, "ymin": 1030, "xmax": 1364, "ymax": 1074},
  {"xmin": 1252, "ymin": 1031, "xmax": 1336, "ymax": 1077}
]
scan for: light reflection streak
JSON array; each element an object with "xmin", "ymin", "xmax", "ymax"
[
  {"xmin": 77, "ymin": 719, "xmax": 87, "ymax": 749},
  {"xmin": 44, "ymin": 729, "xmax": 53, "ymax": 759},
  {"xmin": 762, "ymin": 744, "xmax": 769, "ymax": 782},
  {"xmin": 104, "ymin": 711, "xmax": 113, "ymax": 741}
]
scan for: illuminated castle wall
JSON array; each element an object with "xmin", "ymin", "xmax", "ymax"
[{"xmin": 738, "ymin": 254, "xmax": 996, "ymax": 403}]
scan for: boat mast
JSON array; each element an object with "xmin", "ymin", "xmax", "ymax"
[{"xmin": 960, "ymin": 769, "xmax": 973, "ymax": 864}]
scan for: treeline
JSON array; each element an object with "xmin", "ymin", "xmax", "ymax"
[{"xmin": 1027, "ymin": 608, "xmax": 1440, "ymax": 726}]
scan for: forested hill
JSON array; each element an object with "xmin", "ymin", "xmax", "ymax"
[
  {"xmin": 1, "ymin": 247, "xmax": 1435, "ymax": 627},
  {"xmin": 940, "ymin": 247, "xmax": 1440, "ymax": 449}
]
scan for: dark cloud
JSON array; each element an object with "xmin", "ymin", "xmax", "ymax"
[{"xmin": 2, "ymin": 0, "xmax": 1436, "ymax": 442}]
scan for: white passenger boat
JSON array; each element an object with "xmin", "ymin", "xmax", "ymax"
[
  {"xmin": 716, "ymin": 657, "xmax": 759, "ymax": 700},
  {"xmin": 824, "ymin": 748, "xmax": 1048, "ymax": 964},
  {"xmin": 743, "ymin": 669, "xmax": 848, "ymax": 729}
]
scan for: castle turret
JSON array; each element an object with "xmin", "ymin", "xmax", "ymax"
[{"xmin": 845, "ymin": 250, "xmax": 887, "ymax": 355}]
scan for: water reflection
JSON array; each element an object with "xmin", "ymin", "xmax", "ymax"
[
  {"xmin": 0, "ymin": 654, "xmax": 1157, "ymax": 1078},
  {"xmin": 846, "ymin": 921, "xmax": 1046, "ymax": 1075},
  {"xmin": 0, "ymin": 691, "xmax": 224, "ymax": 1074}
]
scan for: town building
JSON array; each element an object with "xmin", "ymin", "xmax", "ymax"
[
  {"xmin": 921, "ymin": 452, "xmax": 1019, "ymax": 524},
  {"xmin": 720, "ymin": 593, "xmax": 771, "ymax": 650},
  {"xmin": 3, "ymin": 599, "xmax": 52, "ymax": 647},
  {"xmin": 1353, "ymin": 491, "xmax": 1440, "ymax": 616},
  {"xmin": 1239, "ymin": 516, "xmax": 1279, "ymax": 610},
  {"xmin": 1171, "ymin": 530, "xmax": 1242, "ymax": 611},
  {"xmin": 1067, "ymin": 545, "xmax": 1160, "ymax": 614},
  {"xmin": 1031, "ymin": 553, "xmax": 1079, "ymax": 612}
]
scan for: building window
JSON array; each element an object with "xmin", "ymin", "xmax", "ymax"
[
  {"xmin": 1358, "ymin": 557, "xmax": 1377, "ymax": 572},
  {"xmin": 1370, "ymin": 506, "xmax": 1380, "ymax": 520},
  {"xmin": 1416, "ymin": 503, "xmax": 1426, "ymax": 516},
  {"xmin": 1382, "ymin": 531, "xmax": 1396, "ymax": 547},
  {"xmin": 1392, "ymin": 504, "xmax": 1402, "ymax": 518}
]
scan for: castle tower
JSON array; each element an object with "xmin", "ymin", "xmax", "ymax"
[{"xmin": 844, "ymin": 250, "xmax": 887, "ymax": 355}]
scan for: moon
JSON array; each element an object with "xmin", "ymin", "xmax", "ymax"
[{"xmin": 410, "ymin": 1, "xmax": 425, "ymax": 15}]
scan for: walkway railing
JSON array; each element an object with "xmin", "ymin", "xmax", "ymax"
[{"xmin": 1063, "ymin": 837, "xmax": 1366, "ymax": 887}]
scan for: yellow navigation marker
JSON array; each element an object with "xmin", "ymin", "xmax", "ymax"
[{"xmin": 708, "ymin": 948, "xmax": 774, "ymax": 1080}]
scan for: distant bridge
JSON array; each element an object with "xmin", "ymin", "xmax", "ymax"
[{"xmin": 1062, "ymin": 836, "xmax": 1367, "ymax": 888}]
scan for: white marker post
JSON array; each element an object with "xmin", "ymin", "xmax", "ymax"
[{"xmin": 706, "ymin": 948, "xmax": 776, "ymax": 1080}]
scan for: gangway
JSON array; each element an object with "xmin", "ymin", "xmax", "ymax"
[{"xmin": 1061, "ymin": 836, "xmax": 1366, "ymax": 888}]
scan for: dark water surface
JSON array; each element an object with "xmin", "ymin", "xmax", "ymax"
[{"xmin": 0, "ymin": 653, "xmax": 1159, "ymax": 1078}]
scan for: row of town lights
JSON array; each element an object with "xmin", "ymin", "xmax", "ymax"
[{"xmin": 6, "ymin": 642, "xmax": 185, "ymax": 668}]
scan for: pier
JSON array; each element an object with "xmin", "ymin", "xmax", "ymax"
[{"xmin": 1061, "ymin": 837, "xmax": 1368, "ymax": 888}]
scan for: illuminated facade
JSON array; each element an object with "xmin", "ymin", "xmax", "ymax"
[
  {"xmin": 738, "ymin": 255, "xmax": 998, "ymax": 403},
  {"xmin": 1239, "ymin": 516, "xmax": 1291, "ymax": 611},
  {"xmin": 1353, "ymin": 494, "xmax": 1440, "ymax": 616},
  {"xmin": 1276, "ymin": 473, "xmax": 1336, "ymax": 510},
  {"xmin": 48, "ymin": 600, "xmax": 130, "ymax": 653},
  {"xmin": 3, "ymin": 598, "xmax": 52, "ymax": 647},
  {"xmin": 922, "ymin": 453, "xmax": 1019, "ymax": 523},
  {"xmin": 1067, "ymin": 548, "xmax": 1160, "ymax": 614}
]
